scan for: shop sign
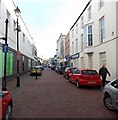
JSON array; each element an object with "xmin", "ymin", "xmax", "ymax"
[{"xmin": 71, "ymin": 53, "xmax": 79, "ymax": 59}]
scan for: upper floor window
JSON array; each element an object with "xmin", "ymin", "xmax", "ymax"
[
  {"xmin": 76, "ymin": 23, "xmax": 78, "ymax": 34},
  {"xmin": 72, "ymin": 42, "xmax": 74, "ymax": 54},
  {"xmin": 81, "ymin": 16, "xmax": 84, "ymax": 28},
  {"xmin": 88, "ymin": 25, "xmax": 93, "ymax": 46},
  {"xmin": 84, "ymin": 24, "xmax": 93, "ymax": 48},
  {"xmin": 81, "ymin": 34, "xmax": 84, "ymax": 50},
  {"xmin": 23, "ymin": 33, "xmax": 25, "ymax": 42},
  {"xmin": 6, "ymin": 10, "xmax": 10, "ymax": 26},
  {"xmin": 76, "ymin": 38, "xmax": 78, "ymax": 52},
  {"xmin": 0, "ymin": 1, "xmax": 1, "ymax": 17},
  {"xmin": 72, "ymin": 29, "xmax": 74, "ymax": 37},
  {"xmin": 99, "ymin": 16, "xmax": 105, "ymax": 43},
  {"xmin": 88, "ymin": 5, "xmax": 92, "ymax": 20},
  {"xmin": 99, "ymin": 0, "xmax": 104, "ymax": 9},
  {"xmin": 13, "ymin": 20, "xmax": 16, "ymax": 31}
]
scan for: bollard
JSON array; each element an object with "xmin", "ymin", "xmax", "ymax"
[{"xmin": 36, "ymin": 70, "xmax": 38, "ymax": 80}]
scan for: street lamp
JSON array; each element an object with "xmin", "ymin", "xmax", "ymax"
[
  {"xmin": 14, "ymin": 6, "xmax": 21, "ymax": 87},
  {"xmin": 0, "ymin": 19, "xmax": 8, "ymax": 91}
]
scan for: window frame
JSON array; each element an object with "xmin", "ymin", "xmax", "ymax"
[{"xmin": 99, "ymin": 16, "xmax": 105, "ymax": 43}]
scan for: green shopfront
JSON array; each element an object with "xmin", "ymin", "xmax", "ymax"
[{"xmin": 0, "ymin": 49, "xmax": 14, "ymax": 78}]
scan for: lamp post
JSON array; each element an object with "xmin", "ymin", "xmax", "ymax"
[
  {"xmin": 1, "ymin": 19, "xmax": 8, "ymax": 91},
  {"xmin": 14, "ymin": 6, "xmax": 21, "ymax": 87}
]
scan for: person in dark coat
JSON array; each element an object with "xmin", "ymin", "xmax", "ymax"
[{"xmin": 99, "ymin": 65, "xmax": 111, "ymax": 87}]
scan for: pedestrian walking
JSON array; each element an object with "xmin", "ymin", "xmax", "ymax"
[{"xmin": 99, "ymin": 65, "xmax": 111, "ymax": 87}]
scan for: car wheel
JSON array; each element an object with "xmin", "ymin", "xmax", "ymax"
[
  {"xmin": 4, "ymin": 104, "xmax": 12, "ymax": 120},
  {"xmin": 103, "ymin": 94, "xmax": 115, "ymax": 111},
  {"xmin": 76, "ymin": 81, "xmax": 80, "ymax": 88}
]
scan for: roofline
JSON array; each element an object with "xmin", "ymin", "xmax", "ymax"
[{"xmin": 70, "ymin": 0, "xmax": 92, "ymax": 30}]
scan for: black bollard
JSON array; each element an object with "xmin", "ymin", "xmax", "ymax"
[{"xmin": 36, "ymin": 70, "xmax": 38, "ymax": 79}]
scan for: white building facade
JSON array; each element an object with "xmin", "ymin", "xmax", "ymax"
[
  {"xmin": 0, "ymin": 0, "xmax": 37, "ymax": 79},
  {"xmin": 70, "ymin": 0, "xmax": 118, "ymax": 81},
  {"xmin": 56, "ymin": 33, "xmax": 65, "ymax": 66}
]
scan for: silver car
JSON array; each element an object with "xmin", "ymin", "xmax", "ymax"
[{"xmin": 103, "ymin": 79, "xmax": 118, "ymax": 111}]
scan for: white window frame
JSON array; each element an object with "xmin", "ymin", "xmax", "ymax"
[
  {"xmin": 84, "ymin": 24, "xmax": 93, "ymax": 48},
  {"xmin": 99, "ymin": 0, "xmax": 104, "ymax": 9},
  {"xmin": 99, "ymin": 16, "xmax": 105, "ymax": 43},
  {"xmin": 99, "ymin": 52, "xmax": 106, "ymax": 67},
  {"xmin": 72, "ymin": 29, "xmax": 74, "ymax": 38},
  {"xmin": 81, "ymin": 34, "xmax": 84, "ymax": 51},
  {"xmin": 81, "ymin": 16, "xmax": 84, "ymax": 28},
  {"xmin": 88, "ymin": 5, "xmax": 92, "ymax": 20},
  {"xmin": 23, "ymin": 33, "xmax": 25, "ymax": 43},
  {"xmin": 76, "ymin": 38, "xmax": 78, "ymax": 52},
  {"xmin": 6, "ymin": 10, "xmax": 10, "ymax": 27},
  {"xmin": 76, "ymin": 23, "xmax": 78, "ymax": 34}
]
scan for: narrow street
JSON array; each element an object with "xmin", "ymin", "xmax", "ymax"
[{"xmin": 9, "ymin": 68, "xmax": 117, "ymax": 118}]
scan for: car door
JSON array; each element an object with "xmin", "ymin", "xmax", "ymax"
[
  {"xmin": 111, "ymin": 79, "xmax": 118, "ymax": 108},
  {"xmin": 71, "ymin": 69, "xmax": 80, "ymax": 83}
]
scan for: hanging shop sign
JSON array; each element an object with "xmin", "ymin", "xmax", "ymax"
[{"xmin": 71, "ymin": 53, "xmax": 79, "ymax": 59}]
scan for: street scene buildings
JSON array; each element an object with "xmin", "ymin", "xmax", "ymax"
[
  {"xmin": 0, "ymin": 0, "xmax": 118, "ymax": 82},
  {"xmin": 0, "ymin": 0, "xmax": 37, "ymax": 80},
  {"xmin": 56, "ymin": 0, "xmax": 118, "ymax": 81},
  {"xmin": 0, "ymin": 0, "xmax": 118, "ymax": 119}
]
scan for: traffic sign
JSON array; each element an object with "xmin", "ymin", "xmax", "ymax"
[{"xmin": 2, "ymin": 44, "xmax": 8, "ymax": 53}]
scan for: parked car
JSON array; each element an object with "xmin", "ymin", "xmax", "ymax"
[
  {"xmin": 30, "ymin": 66, "xmax": 42, "ymax": 76},
  {"xmin": 0, "ymin": 90, "xmax": 13, "ymax": 120},
  {"xmin": 57, "ymin": 66, "xmax": 66, "ymax": 74},
  {"xmin": 103, "ymin": 79, "xmax": 118, "ymax": 111},
  {"xmin": 63, "ymin": 67, "xmax": 78, "ymax": 79},
  {"xmin": 69, "ymin": 68, "xmax": 102, "ymax": 88},
  {"xmin": 50, "ymin": 65, "xmax": 56, "ymax": 70},
  {"xmin": 55, "ymin": 66, "xmax": 59, "ymax": 73},
  {"xmin": 39, "ymin": 65, "xmax": 44, "ymax": 71}
]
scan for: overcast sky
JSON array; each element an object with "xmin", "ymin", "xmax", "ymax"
[{"xmin": 13, "ymin": 0, "xmax": 89, "ymax": 59}]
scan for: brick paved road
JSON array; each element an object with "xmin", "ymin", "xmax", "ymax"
[{"xmin": 10, "ymin": 68, "xmax": 117, "ymax": 119}]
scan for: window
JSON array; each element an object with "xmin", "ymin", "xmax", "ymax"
[
  {"xmin": 111, "ymin": 79, "xmax": 118, "ymax": 89},
  {"xmin": 72, "ymin": 29, "xmax": 74, "ymax": 37},
  {"xmin": 76, "ymin": 23, "xmax": 78, "ymax": 34},
  {"xmin": 88, "ymin": 25, "xmax": 93, "ymax": 46},
  {"xmin": 99, "ymin": 52, "xmax": 106, "ymax": 67},
  {"xmin": 84, "ymin": 24, "xmax": 93, "ymax": 48},
  {"xmin": 88, "ymin": 53, "xmax": 93, "ymax": 69},
  {"xmin": 81, "ymin": 16, "xmax": 84, "ymax": 28},
  {"xmin": 99, "ymin": 0, "xmax": 104, "ymax": 9},
  {"xmin": 23, "ymin": 33, "xmax": 25, "ymax": 42},
  {"xmin": 6, "ymin": 10, "xmax": 10, "ymax": 26},
  {"xmin": 82, "ymin": 70, "xmax": 98, "ymax": 75},
  {"xmin": 13, "ymin": 20, "xmax": 16, "ymax": 31},
  {"xmin": 0, "ymin": 1, "xmax": 1, "ymax": 18},
  {"xmin": 81, "ymin": 34, "xmax": 84, "ymax": 50},
  {"xmin": 99, "ymin": 16, "xmax": 105, "ymax": 43},
  {"xmin": 72, "ymin": 42, "xmax": 74, "ymax": 54},
  {"xmin": 88, "ymin": 5, "xmax": 92, "ymax": 20},
  {"xmin": 76, "ymin": 39, "xmax": 78, "ymax": 52}
]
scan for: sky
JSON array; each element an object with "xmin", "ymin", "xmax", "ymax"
[{"xmin": 13, "ymin": 0, "xmax": 89, "ymax": 59}]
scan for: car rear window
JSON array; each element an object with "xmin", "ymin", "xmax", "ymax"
[{"xmin": 82, "ymin": 70, "xmax": 98, "ymax": 75}]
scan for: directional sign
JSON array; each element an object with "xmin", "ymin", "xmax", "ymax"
[{"xmin": 2, "ymin": 44, "xmax": 8, "ymax": 53}]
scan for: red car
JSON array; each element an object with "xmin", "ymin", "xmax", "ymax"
[
  {"xmin": 69, "ymin": 68, "xmax": 102, "ymax": 88},
  {"xmin": 0, "ymin": 90, "xmax": 13, "ymax": 120},
  {"xmin": 63, "ymin": 67, "xmax": 78, "ymax": 79}
]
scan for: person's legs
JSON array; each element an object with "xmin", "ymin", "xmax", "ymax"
[{"xmin": 102, "ymin": 76, "xmax": 106, "ymax": 87}]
